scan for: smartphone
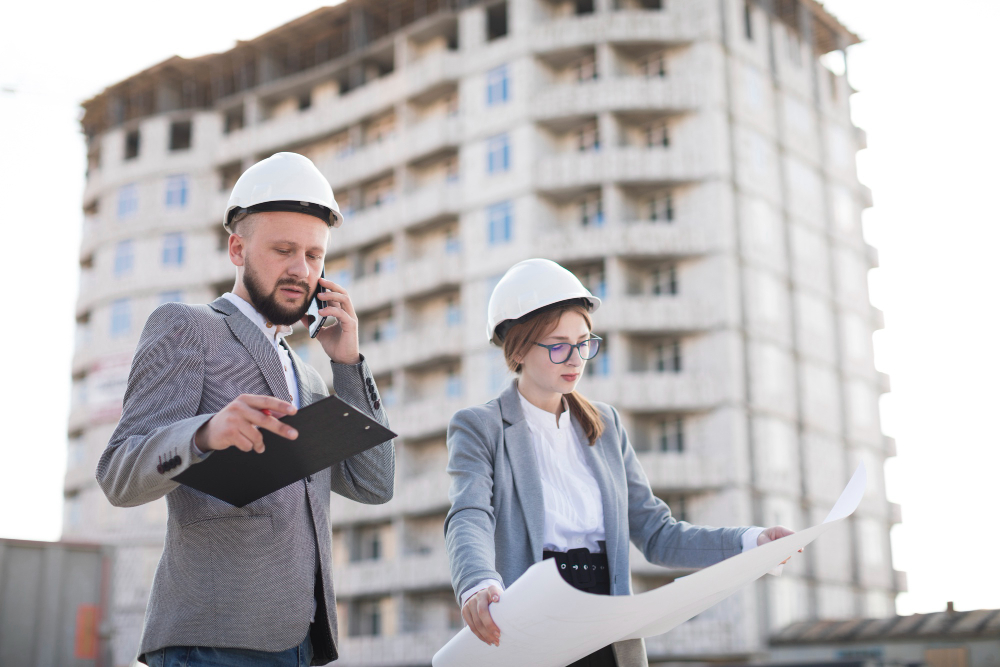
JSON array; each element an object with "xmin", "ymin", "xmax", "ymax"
[{"xmin": 307, "ymin": 268, "xmax": 338, "ymax": 338}]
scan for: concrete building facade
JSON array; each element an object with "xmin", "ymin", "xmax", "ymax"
[{"xmin": 70, "ymin": 0, "xmax": 902, "ymax": 665}]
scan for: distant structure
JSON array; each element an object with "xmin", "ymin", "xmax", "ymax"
[
  {"xmin": 767, "ymin": 605, "xmax": 1000, "ymax": 667},
  {"xmin": 70, "ymin": 0, "xmax": 900, "ymax": 665}
]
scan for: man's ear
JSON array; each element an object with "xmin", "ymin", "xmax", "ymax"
[{"xmin": 229, "ymin": 233, "xmax": 246, "ymax": 267}]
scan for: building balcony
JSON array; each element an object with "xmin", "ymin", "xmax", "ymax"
[
  {"xmin": 79, "ymin": 198, "xmax": 218, "ymax": 260},
  {"xmin": 530, "ymin": 11, "xmax": 701, "ymax": 55},
  {"xmin": 338, "ymin": 202, "xmax": 400, "ymax": 250},
  {"xmin": 400, "ymin": 50, "xmax": 463, "ymax": 100},
  {"xmin": 533, "ymin": 77, "xmax": 701, "ymax": 122},
  {"xmin": 635, "ymin": 451, "xmax": 732, "ymax": 492},
  {"xmin": 402, "ymin": 115, "xmax": 462, "ymax": 164},
  {"xmin": 534, "ymin": 147, "xmax": 710, "ymax": 192},
  {"xmin": 350, "ymin": 270, "xmax": 402, "ymax": 312},
  {"xmin": 216, "ymin": 75, "xmax": 402, "ymax": 165},
  {"xmin": 329, "ymin": 466, "xmax": 451, "ymax": 527},
  {"xmin": 323, "ymin": 136, "xmax": 402, "ymax": 191},
  {"xmin": 536, "ymin": 220, "xmax": 713, "ymax": 263},
  {"xmin": 401, "ymin": 181, "xmax": 463, "ymax": 228},
  {"xmin": 336, "ymin": 631, "xmax": 458, "ymax": 667},
  {"xmin": 390, "ymin": 395, "xmax": 467, "ymax": 441},
  {"xmin": 75, "ymin": 251, "xmax": 233, "ymax": 317},
  {"xmin": 399, "ymin": 324, "xmax": 463, "ymax": 369},
  {"xmin": 583, "ymin": 371, "xmax": 723, "ymax": 411},
  {"xmin": 357, "ymin": 336, "xmax": 404, "ymax": 377},
  {"xmin": 333, "ymin": 551, "xmax": 452, "ymax": 597},
  {"xmin": 401, "ymin": 249, "xmax": 463, "ymax": 299},
  {"xmin": 602, "ymin": 295, "xmax": 726, "ymax": 333},
  {"xmin": 214, "ymin": 52, "xmax": 461, "ymax": 166}
]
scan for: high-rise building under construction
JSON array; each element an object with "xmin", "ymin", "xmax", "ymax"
[{"xmin": 69, "ymin": 0, "xmax": 902, "ymax": 664}]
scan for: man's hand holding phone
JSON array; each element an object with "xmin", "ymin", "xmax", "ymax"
[{"xmin": 303, "ymin": 276, "xmax": 361, "ymax": 365}]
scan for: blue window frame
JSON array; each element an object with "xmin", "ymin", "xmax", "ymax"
[
  {"xmin": 446, "ymin": 372, "xmax": 463, "ymax": 398},
  {"xmin": 113, "ymin": 240, "xmax": 134, "ymax": 276},
  {"xmin": 159, "ymin": 291, "xmax": 183, "ymax": 305},
  {"xmin": 110, "ymin": 298, "xmax": 131, "ymax": 337},
  {"xmin": 117, "ymin": 184, "xmax": 138, "ymax": 219},
  {"xmin": 487, "ymin": 201, "xmax": 513, "ymax": 245},
  {"xmin": 165, "ymin": 175, "xmax": 188, "ymax": 208},
  {"xmin": 487, "ymin": 134, "xmax": 510, "ymax": 174},
  {"xmin": 332, "ymin": 268, "xmax": 352, "ymax": 286},
  {"xmin": 162, "ymin": 233, "xmax": 185, "ymax": 266},
  {"xmin": 486, "ymin": 65, "xmax": 510, "ymax": 106},
  {"xmin": 446, "ymin": 300, "xmax": 462, "ymax": 326}
]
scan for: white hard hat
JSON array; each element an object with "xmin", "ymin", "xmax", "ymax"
[
  {"xmin": 223, "ymin": 152, "xmax": 342, "ymax": 232},
  {"xmin": 487, "ymin": 258, "xmax": 601, "ymax": 346}
]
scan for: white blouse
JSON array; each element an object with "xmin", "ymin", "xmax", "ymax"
[{"xmin": 518, "ymin": 391, "xmax": 607, "ymax": 553}]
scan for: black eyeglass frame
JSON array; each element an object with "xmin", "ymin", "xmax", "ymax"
[{"xmin": 535, "ymin": 335, "xmax": 603, "ymax": 364}]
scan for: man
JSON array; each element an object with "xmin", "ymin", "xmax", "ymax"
[{"xmin": 97, "ymin": 152, "xmax": 394, "ymax": 666}]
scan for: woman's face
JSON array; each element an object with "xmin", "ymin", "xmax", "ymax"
[{"xmin": 518, "ymin": 310, "xmax": 592, "ymax": 396}]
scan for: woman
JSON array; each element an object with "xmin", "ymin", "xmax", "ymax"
[{"xmin": 444, "ymin": 259, "xmax": 796, "ymax": 667}]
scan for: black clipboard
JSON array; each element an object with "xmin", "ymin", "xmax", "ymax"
[{"xmin": 174, "ymin": 394, "xmax": 396, "ymax": 507}]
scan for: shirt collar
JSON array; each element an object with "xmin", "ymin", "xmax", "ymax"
[
  {"xmin": 222, "ymin": 292, "xmax": 293, "ymax": 344},
  {"xmin": 517, "ymin": 388, "xmax": 571, "ymax": 431}
]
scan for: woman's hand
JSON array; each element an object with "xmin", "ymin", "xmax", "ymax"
[
  {"xmin": 462, "ymin": 585, "xmax": 503, "ymax": 646},
  {"xmin": 758, "ymin": 525, "xmax": 804, "ymax": 565}
]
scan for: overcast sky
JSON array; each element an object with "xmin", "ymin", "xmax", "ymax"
[{"xmin": 1, "ymin": 0, "xmax": 997, "ymax": 617}]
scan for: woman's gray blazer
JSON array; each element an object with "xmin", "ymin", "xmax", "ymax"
[{"xmin": 444, "ymin": 380, "xmax": 751, "ymax": 667}]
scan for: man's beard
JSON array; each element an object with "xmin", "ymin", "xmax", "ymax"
[{"xmin": 243, "ymin": 257, "xmax": 315, "ymax": 326}]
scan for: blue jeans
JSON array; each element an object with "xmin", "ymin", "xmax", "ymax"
[{"xmin": 145, "ymin": 633, "xmax": 313, "ymax": 667}]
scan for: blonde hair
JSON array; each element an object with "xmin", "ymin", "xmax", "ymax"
[{"xmin": 502, "ymin": 302, "xmax": 605, "ymax": 446}]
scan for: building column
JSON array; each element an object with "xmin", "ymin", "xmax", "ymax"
[
  {"xmin": 602, "ymin": 183, "xmax": 624, "ymax": 226},
  {"xmin": 596, "ymin": 43, "xmax": 617, "ymax": 80},
  {"xmin": 243, "ymin": 95, "xmax": 262, "ymax": 127},
  {"xmin": 394, "ymin": 33, "xmax": 412, "ymax": 72},
  {"xmin": 598, "ymin": 111, "xmax": 619, "ymax": 150},
  {"xmin": 459, "ymin": 6, "xmax": 487, "ymax": 53}
]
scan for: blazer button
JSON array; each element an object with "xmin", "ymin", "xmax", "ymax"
[
  {"xmin": 366, "ymin": 377, "xmax": 374, "ymax": 387},
  {"xmin": 373, "ymin": 400, "xmax": 381, "ymax": 410}
]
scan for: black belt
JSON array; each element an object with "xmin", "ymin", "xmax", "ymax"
[{"xmin": 543, "ymin": 548, "xmax": 609, "ymax": 592}]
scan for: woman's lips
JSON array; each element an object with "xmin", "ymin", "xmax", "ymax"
[{"xmin": 560, "ymin": 373, "xmax": 580, "ymax": 382}]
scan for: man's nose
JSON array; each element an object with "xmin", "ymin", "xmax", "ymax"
[{"xmin": 287, "ymin": 253, "xmax": 309, "ymax": 278}]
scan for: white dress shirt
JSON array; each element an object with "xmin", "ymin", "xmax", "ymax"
[{"xmin": 460, "ymin": 390, "xmax": 766, "ymax": 607}]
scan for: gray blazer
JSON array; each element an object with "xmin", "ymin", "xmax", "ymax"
[
  {"xmin": 96, "ymin": 297, "xmax": 394, "ymax": 665},
  {"xmin": 444, "ymin": 380, "xmax": 748, "ymax": 667}
]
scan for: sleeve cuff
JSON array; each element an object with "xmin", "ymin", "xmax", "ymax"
[
  {"xmin": 741, "ymin": 526, "xmax": 765, "ymax": 552},
  {"xmin": 189, "ymin": 435, "xmax": 212, "ymax": 461},
  {"xmin": 460, "ymin": 578, "xmax": 504, "ymax": 608}
]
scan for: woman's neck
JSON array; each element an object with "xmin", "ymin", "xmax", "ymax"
[{"xmin": 516, "ymin": 378, "xmax": 565, "ymax": 415}]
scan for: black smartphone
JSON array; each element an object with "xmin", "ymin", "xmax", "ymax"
[{"xmin": 307, "ymin": 268, "xmax": 338, "ymax": 338}]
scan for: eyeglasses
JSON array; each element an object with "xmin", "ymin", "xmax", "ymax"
[{"xmin": 535, "ymin": 336, "xmax": 602, "ymax": 364}]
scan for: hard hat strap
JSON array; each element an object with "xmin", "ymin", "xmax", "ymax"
[
  {"xmin": 495, "ymin": 297, "xmax": 592, "ymax": 343},
  {"xmin": 235, "ymin": 200, "xmax": 333, "ymax": 226}
]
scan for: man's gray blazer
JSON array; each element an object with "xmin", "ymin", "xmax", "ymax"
[
  {"xmin": 96, "ymin": 297, "xmax": 394, "ymax": 665},
  {"xmin": 444, "ymin": 380, "xmax": 749, "ymax": 667}
]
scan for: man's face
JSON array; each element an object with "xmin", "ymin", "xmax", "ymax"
[{"xmin": 233, "ymin": 211, "xmax": 329, "ymax": 326}]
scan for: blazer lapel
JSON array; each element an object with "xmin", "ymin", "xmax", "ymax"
[
  {"xmin": 497, "ymin": 381, "xmax": 546, "ymax": 562},
  {"xmin": 211, "ymin": 297, "xmax": 291, "ymax": 402},
  {"xmin": 576, "ymin": 417, "xmax": 622, "ymax": 575}
]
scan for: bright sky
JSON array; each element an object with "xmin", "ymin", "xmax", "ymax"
[{"xmin": 1, "ymin": 0, "xmax": 996, "ymax": 617}]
